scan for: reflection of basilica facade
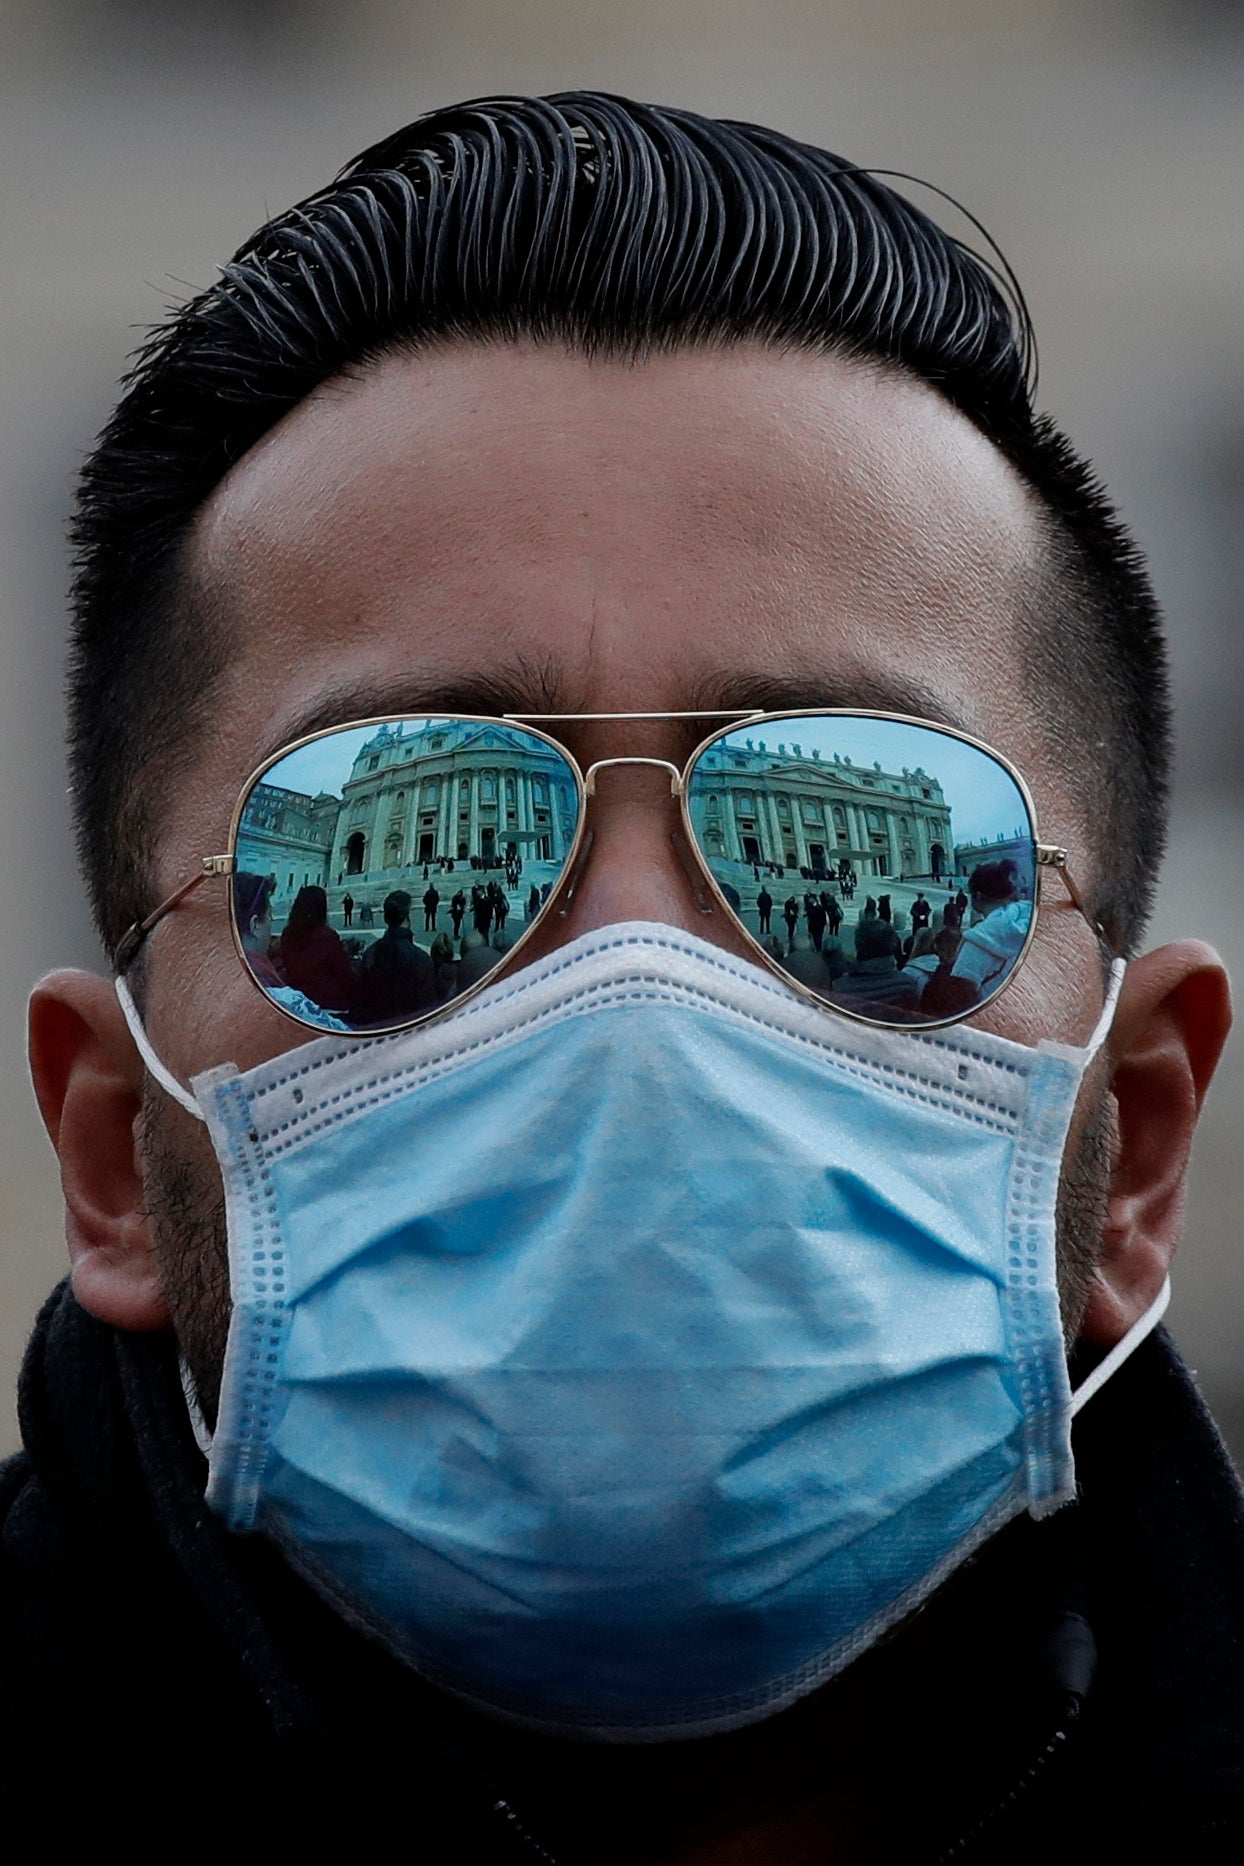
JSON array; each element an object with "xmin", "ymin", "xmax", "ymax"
[
  {"xmin": 237, "ymin": 720, "xmax": 579, "ymax": 913},
  {"xmin": 689, "ymin": 736, "xmax": 954, "ymax": 878}
]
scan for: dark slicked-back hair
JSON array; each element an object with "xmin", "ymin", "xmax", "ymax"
[{"xmin": 70, "ymin": 91, "xmax": 1170, "ymax": 957}]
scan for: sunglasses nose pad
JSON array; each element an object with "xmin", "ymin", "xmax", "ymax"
[
  {"xmin": 556, "ymin": 827, "xmax": 597, "ymax": 916},
  {"xmin": 671, "ymin": 828, "xmax": 717, "ymax": 915}
]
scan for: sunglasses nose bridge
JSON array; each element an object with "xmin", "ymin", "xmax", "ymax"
[{"xmin": 582, "ymin": 756, "xmax": 684, "ymax": 798}]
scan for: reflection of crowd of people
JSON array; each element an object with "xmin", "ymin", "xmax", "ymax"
[
  {"xmin": 753, "ymin": 858, "xmax": 1034, "ymax": 1021},
  {"xmin": 233, "ymin": 873, "xmax": 527, "ymax": 1028},
  {"xmin": 235, "ymin": 854, "xmax": 1033, "ymax": 1030}
]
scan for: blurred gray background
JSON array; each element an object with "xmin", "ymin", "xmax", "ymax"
[{"xmin": 2, "ymin": 0, "xmax": 1241, "ymax": 1458}]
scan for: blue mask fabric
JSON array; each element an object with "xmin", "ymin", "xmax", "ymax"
[{"xmin": 118, "ymin": 922, "xmax": 1154, "ymax": 1741}]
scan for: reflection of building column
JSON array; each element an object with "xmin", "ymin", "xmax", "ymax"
[
  {"xmin": 438, "ymin": 775, "xmax": 453, "ymax": 856},
  {"xmin": 848, "ymin": 803, "xmax": 868, "ymax": 859},
  {"xmin": 723, "ymin": 797, "xmax": 742, "ymax": 861},
  {"xmin": 913, "ymin": 815, "xmax": 929, "ymax": 874},
  {"xmin": 775, "ymin": 794, "xmax": 792, "ymax": 862},
  {"xmin": 886, "ymin": 810, "xmax": 903, "ymax": 877},
  {"xmin": 752, "ymin": 793, "xmax": 768, "ymax": 862},
  {"xmin": 790, "ymin": 795, "xmax": 810, "ymax": 866},
  {"xmin": 821, "ymin": 802, "xmax": 838, "ymax": 854},
  {"xmin": 468, "ymin": 774, "xmax": 480, "ymax": 856}
]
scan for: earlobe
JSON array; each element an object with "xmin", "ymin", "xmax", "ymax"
[
  {"xmin": 27, "ymin": 969, "xmax": 171, "ymax": 1332},
  {"xmin": 1078, "ymin": 941, "xmax": 1232, "ymax": 1348}
]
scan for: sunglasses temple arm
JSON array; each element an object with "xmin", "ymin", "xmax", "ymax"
[
  {"xmin": 1045, "ymin": 857, "xmax": 1115, "ymax": 954},
  {"xmin": 112, "ymin": 865, "xmax": 218, "ymax": 974}
]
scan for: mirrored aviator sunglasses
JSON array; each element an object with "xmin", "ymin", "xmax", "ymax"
[{"xmin": 116, "ymin": 709, "xmax": 1101, "ymax": 1038}]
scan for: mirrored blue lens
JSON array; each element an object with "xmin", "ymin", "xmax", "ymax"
[
  {"xmin": 685, "ymin": 714, "xmax": 1037, "ymax": 1026},
  {"xmin": 233, "ymin": 716, "xmax": 581, "ymax": 1033}
]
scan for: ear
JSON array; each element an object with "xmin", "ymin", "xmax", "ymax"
[
  {"xmin": 1079, "ymin": 940, "xmax": 1232, "ymax": 1348},
  {"xmin": 27, "ymin": 969, "xmax": 171, "ymax": 1332}
]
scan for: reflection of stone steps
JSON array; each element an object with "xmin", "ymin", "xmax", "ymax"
[
  {"xmin": 299, "ymin": 862, "xmax": 566, "ymax": 941},
  {"xmin": 719, "ymin": 862, "xmax": 957, "ymax": 948}
]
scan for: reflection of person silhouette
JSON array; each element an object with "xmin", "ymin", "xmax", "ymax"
[
  {"xmin": 428, "ymin": 931, "xmax": 458, "ymax": 1004},
  {"xmin": 824, "ymin": 892, "xmax": 842, "ymax": 937},
  {"xmin": 911, "ymin": 893, "xmax": 931, "ymax": 932},
  {"xmin": 359, "ymin": 901, "xmax": 374, "ymax": 927},
  {"xmin": 878, "ymin": 894, "xmax": 892, "ymax": 924},
  {"xmin": 494, "ymin": 890, "xmax": 510, "ymax": 935},
  {"xmin": 527, "ymin": 884, "xmax": 541, "ymax": 921},
  {"xmin": 951, "ymin": 860, "xmax": 1033, "ymax": 995},
  {"xmin": 457, "ymin": 928, "xmax": 498, "ymax": 990},
  {"xmin": 277, "ymin": 884, "xmax": 357, "ymax": 1016},
  {"xmin": 342, "ymin": 892, "xmax": 354, "ymax": 927},
  {"xmin": 919, "ymin": 928, "xmax": 973, "ymax": 1020},
  {"xmin": 831, "ymin": 916, "xmax": 920, "ymax": 1013},
  {"xmin": 450, "ymin": 889, "xmax": 467, "ymax": 936},
  {"xmin": 804, "ymin": 893, "xmax": 827, "ymax": 952},
  {"xmin": 756, "ymin": 887, "xmax": 773, "ymax": 933},
  {"xmin": 945, "ymin": 887, "xmax": 969, "ymax": 931},
  {"xmin": 901, "ymin": 927, "xmax": 940, "ymax": 1000},
  {"xmin": 472, "ymin": 885, "xmax": 492, "ymax": 936},
  {"xmin": 422, "ymin": 884, "xmax": 440, "ymax": 931},
  {"xmin": 355, "ymin": 890, "xmax": 436, "ymax": 1024},
  {"xmin": 782, "ymin": 895, "xmax": 799, "ymax": 943},
  {"xmin": 233, "ymin": 871, "xmax": 284, "ymax": 990}
]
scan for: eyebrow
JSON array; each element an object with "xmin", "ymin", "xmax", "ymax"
[{"xmin": 268, "ymin": 661, "xmax": 969, "ymax": 756}]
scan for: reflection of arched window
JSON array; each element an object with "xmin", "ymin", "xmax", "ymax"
[
  {"xmin": 505, "ymin": 777, "xmax": 516, "ymax": 802},
  {"xmin": 345, "ymin": 831, "xmax": 366, "ymax": 875},
  {"xmin": 738, "ymin": 792, "xmax": 753, "ymax": 813},
  {"xmin": 832, "ymin": 805, "xmax": 846, "ymax": 824},
  {"xmin": 706, "ymin": 793, "xmax": 720, "ymax": 813},
  {"xmin": 384, "ymin": 834, "xmax": 401, "ymax": 867},
  {"xmin": 865, "ymin": 808, "xmax": 883, "ymax": 832},
  {"xmin": 460, "ymin": 778, "xmax": 470, "ymax": 796},
  {"xmin": 482, "ymin": 776, "xmax": 496, "ymax": 801},
  {"xmin": 533, "ymin": 780, "xmax": 547, "ymax": 804}
]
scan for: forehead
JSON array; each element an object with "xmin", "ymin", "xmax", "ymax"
[{"xmin": 189, "ymin": 341, "xmax": 1049, "ymax": 817}]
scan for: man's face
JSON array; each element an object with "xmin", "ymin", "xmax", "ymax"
[{"xmin": 137, "ymin": 342, "xmax": 1106, "ymax": 1406}]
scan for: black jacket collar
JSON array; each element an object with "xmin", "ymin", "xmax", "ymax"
[{"xmin": 3, "ymin": 1280, "xmax": 1242, "ymax": 1857}]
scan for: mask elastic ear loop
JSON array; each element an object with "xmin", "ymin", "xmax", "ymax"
[
  {"xmin": 1086, "ymin": 956, "xmax": 1126, "ymax": 1062},
  {"xmin": 115, "ymin": 976, "xmax": 206, "ymax": 1122},
  {"xmin": 1062, "ymin": 955, "xmax": 1171, "ymax": 1415},
  {"xmin": 1070, "ymin": 1276, "xmax": 1172, "ymax": 1417}
]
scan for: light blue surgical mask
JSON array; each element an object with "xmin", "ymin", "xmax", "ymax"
[{"xmin": 118, "ymin": 923, "xmax": 1165, "ymax": 1741}]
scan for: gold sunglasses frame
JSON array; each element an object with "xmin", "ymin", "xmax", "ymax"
[{"xmin": 114, "ymin": 707, "xmax": 1104, "ymax": 1037}]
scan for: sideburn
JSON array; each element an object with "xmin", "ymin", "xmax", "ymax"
[
  {"xmin": 139, "ymin": 1083, "xmax": 231, "ymax": 1431},
  {"xmin": 1054, "ymin": 1081, "xmax": 1115, "ymax": 1340}
]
